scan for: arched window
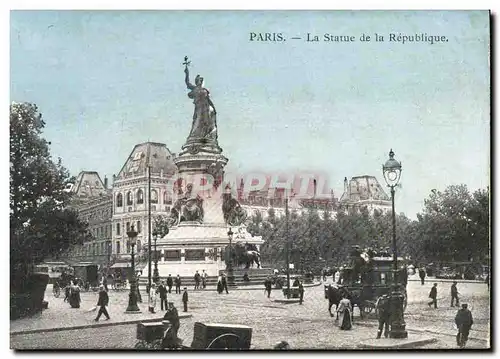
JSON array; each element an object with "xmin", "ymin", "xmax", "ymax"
[
  {"xmin": 137, "ymin": 189, "xmax": 144, "ymax": 204},
  {"xmin": 127, "ymin": 191, "xmax": 133, "ymax": 205},
  {"xmin": 137, "ymin": 221, "xmax": 142, "ymax": 233},
  {"xmin": 116, "ymin": 193, "xmax": 123, "ymax": 207},
  {"xmin": 151, "ymin": 189, "xmax": 158, "ymax": 204},
  {"xmin": 163, "ymin": 190, "xmax": 172, "ymax": 204}
]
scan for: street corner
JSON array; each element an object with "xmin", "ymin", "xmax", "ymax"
[{"xmin": 358, "ymin": 335, "xmax": 438, "ymax": 349}]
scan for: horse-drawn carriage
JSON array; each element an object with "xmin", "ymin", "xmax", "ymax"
[{"xmin": 325, "ymin": 246, "xmax": 408, "ymax": 318}]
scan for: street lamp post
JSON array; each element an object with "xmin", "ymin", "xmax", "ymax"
[
  {"xmin": 382, "ymin": 149, "xmax": 407, "ymax": 338},
  {"xmin": 152, "ymin": 230, "xmax": 160, "ymax": 284},
  {"xmin": 125, "ymin": 225, "xmax": 141, "ymax": 313},
  {"xmin": 227, "ymin": 228, "xmax": 235, "ymax": 285}
]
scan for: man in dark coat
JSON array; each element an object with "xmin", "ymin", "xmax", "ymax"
[
  {"xmin": 450, "ymin": 281, "xmax": 460, "ymax": 307},
  {"xmin": 166, "ymin": 274, "xmax": 173, "ymax": 293},
  {"xmin": 419, "ymin": 267, "xmax": 426, "ymax": 285},
  {"xmin": 182, "ymin": 287, "xmax": 188, "ymax": 312},
  {"xmin": 157, "ymin": 280, "xmax": 168, "ymax": 311},
  {"xmin": 428, "ymin": 283, "xmax": 438, "ymax": 308},
  {"xmin": 298, "ymin": 281, "xmax": 304, "ymax": 305},
  {"xmin": 95, "ymin": 285, "xmax": 110, "ymax": 321},
  {"xmin": 221, "ymin": 274, "xmax": 229, "ymax": 294},
  {"xmin": 455, "ymin": 303, "xmax": 473, "ymax": 348},
  {"xmin": 264, "ymin": 277, "xmax": 272, "ymax": 298},
  {"xmin": 175, "ymin": 275, "xmax": 182, "ymax": 294},
  {"xmin": 376, "ymin": 294, "xmax": 390, "ymax": 338},
  {"xmin": 194, "ymin": 271, "xmax": 200, "ymax": 290}
]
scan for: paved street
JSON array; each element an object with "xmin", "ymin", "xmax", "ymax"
[{"xmin": 10, "ymin": 280, "xmax": 490, "ymax": 349}]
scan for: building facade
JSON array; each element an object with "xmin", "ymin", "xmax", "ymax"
[{"xmin": 338, "ymin": 175, "xmax": 391, "ymax": 214}]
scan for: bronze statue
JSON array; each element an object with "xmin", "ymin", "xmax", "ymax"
[
  {"xmin": 184, "ymin": 57, "xmax": 218, "ymax": 142},
  {"xmin": 169, "ymin": 183, "xmax": 204, "ymax": 225}
]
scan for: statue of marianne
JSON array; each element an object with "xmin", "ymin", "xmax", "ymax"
[{"xmin": 184, "ymin": 59, "xmax": 218, "ymax": 141}]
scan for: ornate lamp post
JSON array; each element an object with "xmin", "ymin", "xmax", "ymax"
[
  {"xmin": 227, "ymin": 228, "xmax": 235, "ymax": 285},
  {"xmin": 382, "ymin": 149, "xmax": 407, "ymax": 338},
  {"xmin": 152, "ymin": 230, "xmax": 160, "ymax": 284},
  {"xmin": 125, "ymin": 225, "xmax": 141, "ymax": 313}
]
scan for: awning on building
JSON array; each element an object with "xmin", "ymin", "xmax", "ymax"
[{"xmin": 110, "ymin": 262, "xmax": 131, "ymax": 268}]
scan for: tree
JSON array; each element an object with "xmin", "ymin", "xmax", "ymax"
[{"xmin": 10, "ymin": 103, "xmax": 90, "ymax": 291}]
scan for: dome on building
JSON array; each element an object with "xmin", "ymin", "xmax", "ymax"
[
  {"xmin": 115, "ymin": 142, "xmax": 178, "ymax": 180},
  {"xmin": 340, "ymin": 175, "xmax": 390, "ymax": 203}
]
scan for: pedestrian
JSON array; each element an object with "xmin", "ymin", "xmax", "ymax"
[
  {"xmin": 102, "ymin": 275, "xmax": 108, "ymax": 292},
  {"xmin": 202, "ymin": 270, "xmax": 207, "ymax": 289},
  {"xmin": 455, "ymin": 303, "xmax": 473, "ymax": 348},
  {"xmin": 167, "ymin": 274, "xmax": 173, "ymax": 293},
  {"xmin": 450, "ymin": 281, "xmax": 460, "ymax": 307},
  {"xmin": 221, "ymin": 273, "xmax": 229, "ymax": 294},
  {"xmin": 94, "ymin": 285, "xmax": 110, "ymax": 321},
  {"xmin": 157, "ymin": 280, "xmax": 168, "ymax": 311},
  {"xmin": 175, "ymin": 275, "xmax": 181, "ymax": 294},
  {"xmin": 69, "ymin": 281, "xmax": 81, "ymax": 309},
  {"xmin": 298, "ymin": 281, "xmax": 304, "ymax": 305},
  {"xmin": 243, "ymin": 273, "xmax": 250, "ymax": 282},
  {"xmin": 194, "ymin": 271, "xmax": 200, "ymax": 290},
  {"xmin": 64, "ymin": 283, "xmax": 71, "ymax": 302},
  {"xmin": 217, "ymin": 274, "xmax": 223, "ymax": 294},
  {"xmin": 264, "ymin": 276, "xmax": 272, "ymax": 298},
  {"xmin": 136, "ymin": 273, "xmax": 142, "ymax": 303},
  {"xmin": 428, "ymin": 283, "xmax": 438, "ymax": 308},
  {"xmin": 337, "ymin": 294, "xmax": 353, "ymax": 330},
  {"xmin": 376, "ymin": 294, "xmax": 390, "ymax": 339},
  {"xmin": 419, "ymin": 267, "xmax": 426, "ymax": 285},
  {"xmin": 182, "ymin": 287, "xmax": 188, "ymax": 312},
  {"xmin": 149, "ymin": 283, "xmax": 157, "ymax": 313}
]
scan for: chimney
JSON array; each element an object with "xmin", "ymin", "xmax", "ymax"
[
  {"xmin": 104, "ymin": 176, "xmax": 108, "ymax": 189},
  {"xmin": 313, "ymin": 179, "xmax": 317, "ymax": 198},
  {"xmin": 112, "ymin": 174, "xmax": 116, "ymax": 184},
  {"xmin": 344, "ymin": 177, "xmax": 348, "ymax": 193}
]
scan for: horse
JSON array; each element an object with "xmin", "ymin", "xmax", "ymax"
[
  {"xmin": 326, "ymin": 285, "xmax": 346, "ymax": 319},
  {"xmin": 242, "ymin": 250, "xmax": 261, "ymax": 269}
]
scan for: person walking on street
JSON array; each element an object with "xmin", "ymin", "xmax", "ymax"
[
  {"xmin": 166, "ymin": 274, "xmax": 173, "ymax": 294},
  {"xmin": 102, "ymin": 275, "xmax": 108, "ymax": 292},
  {"xmin": 428, "ymin": 283, "xmax": 438, "ymax": 308},
  {"xmin": 202, "ymin": 270, "xmax": 207, "ymax": 289},
  {"xmin": 157, "ymin": 281, "xmax": 168, "ymax": 311},
  {"xmin": 450, "ymin": 281, "xmax": 460, "ymax": 307},
  {"xmin": 182, "ymin": 287, "xmax": 188, "ymax": 312},
  {"xmin": 175, "ymin": 275, "xmax": 182, "ymax": 294},
  {"xmin": 376, "ymin": 294, "xmax": 390, "ymax": 338},
  {"xmin": 221, "ymin": 273, "xmax": 229, "ymax": 294},
  {"xmin": 149, "ymin": 283, "xmax": 157, "ymax": 313},
  {"xmin": 136, "ymin": 273, "xmax": 142, "ymax": 303},
  {"xmin": 455, "ymin": 303, "xmax": 473, "ymax": 348},
  {"xmin": 194, "ymin": 271, "xmax": 200, "ymax": 290},
  {"xmin": 94, "ymin": 285, "xmax": 110, "ymax": 321},
  {"xmin": 264, "ymin": 276, "xmax": 272, "ymax": 298},
  {"xmin": 419, "ymin": 267, "xmax": 426, "ymax": 285},
  {"xmin": 217, "ymin": 275, "xmax": 223, "ymax": 294},
  {"xmin": 298, "ymin": 281, "xmax": 304, "ymax": 305}
]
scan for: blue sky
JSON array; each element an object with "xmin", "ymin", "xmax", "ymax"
[{"xmin": 10, "ymin": 10, "xmax": 490, "ymax": 218}]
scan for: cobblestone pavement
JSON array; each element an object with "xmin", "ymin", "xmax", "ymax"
[{"xmin": 10, "ymin": 280, "xmax": 490, "ymax": 349}]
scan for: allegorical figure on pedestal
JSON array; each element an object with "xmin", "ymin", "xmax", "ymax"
[
  {"xmin": 169, "ymin": 183, "xmax": 204, "ymax": 226},
  {"xmin": 184, "ymin": 56, "xmax": 218, "ymax": 142}
]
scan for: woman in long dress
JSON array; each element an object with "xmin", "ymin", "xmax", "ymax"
[
  {"xmin": 149, "ymin": 283, "xmax": 157, "ymax": 313},
  {"xmin": 69, "ymin": 281, "xmax": 81, "ymax": 308},
  {"xmin": 337, "ymin": 295, "xmax": 353, "ymax": 330}
]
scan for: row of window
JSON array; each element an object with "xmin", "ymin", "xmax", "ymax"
[
  {"xmin": 78, "ymin": 241, "xmax": 111, "ymax": 257},
  {"xmin": 115, "ymin": 220, "xmax": 142, "ymax": 235},
  {"xmin": 91, "ymin": 224, "xmax": 112, "ymax": 239},
  {"xmin": 115, "ymin": 189, "xmax": 172, "ymax": 208}
]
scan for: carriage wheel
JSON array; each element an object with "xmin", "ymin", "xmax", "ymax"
[{"xmin": 206, "ymin": 334, "xmax": 242, "ymax": 350}]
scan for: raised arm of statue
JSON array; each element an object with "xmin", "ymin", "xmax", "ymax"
[{"xmin": 184, "ymin": 67, "xmax": 195, "ymax": 90}]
